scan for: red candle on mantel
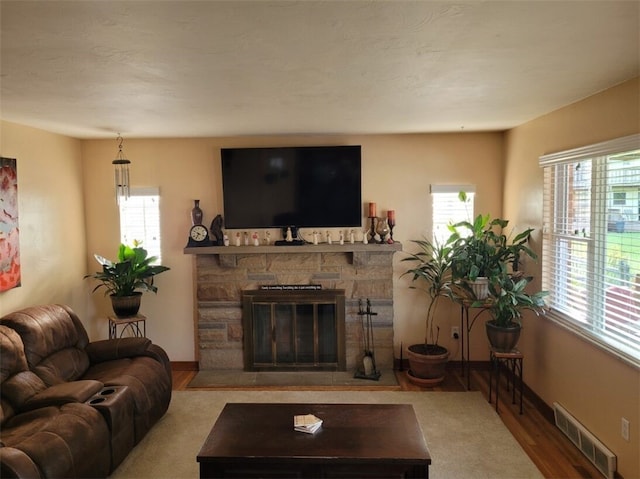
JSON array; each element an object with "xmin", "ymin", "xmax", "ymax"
[
  {"xmin": 387, "ymin": 210, "xmax": 396, "ymax": 224},
  {"xmin": 368, "ymin": 202, "xmax": 377, "ymax": 217}
]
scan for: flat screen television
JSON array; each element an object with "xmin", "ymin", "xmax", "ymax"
[{"xmin": 221, "ymin": 145, "xmax": 362, "ymax": 231}]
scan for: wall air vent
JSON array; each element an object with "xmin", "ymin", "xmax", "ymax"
[{"xmin": 553, "ymin": 402, "xmax": 617, "ymax": 479}]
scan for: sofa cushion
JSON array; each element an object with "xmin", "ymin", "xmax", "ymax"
[
  {"xmin": 2, "ymin": 372, "xmax": 48, "ymax": 412},
  {"xmin": 1, "ymin": 326, "xmax": 47, "ymax": 423},
  {"xmin": 0, "ymin": 446, "xmax": 41, "ymax": 479},
  {"xmin": 1, "ymin": 305, "xmax": 90, "ymax": 385},
  {"xmin": 0, "ymin": 326, "xmax": 29, "ymax": 383},
  {"xmin": 1, "ymin": 403, "xmax": 111, "ymax": 478},
  {"xmin": 86, "ymin": 337, "xmax": 152, "ymax": 362}
]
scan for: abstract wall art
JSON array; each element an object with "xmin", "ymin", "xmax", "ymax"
[{"xmin": 0, "ymin": 157, "xmax": 20, "ymax": 291}]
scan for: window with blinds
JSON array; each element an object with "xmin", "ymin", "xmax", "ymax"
[
  {"xmin": 430, "ymin": 185, "xmax": 475, "ymax": 245},
  {"xmin": 539, "ymin": 134, "xmax": 640, "ymax": 366},
  {"xmin": 118, "ymin": 187, "xmax": 162, "ymax": 263}
]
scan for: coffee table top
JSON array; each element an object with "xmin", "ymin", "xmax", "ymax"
[{"xmin": 197, "ymin": 403, "xmax": 431, "ymax": 465}]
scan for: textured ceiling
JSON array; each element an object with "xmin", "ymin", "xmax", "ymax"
[{"xmin": 1, "ymin": 1, "xmax": 638, "ymax": 139}]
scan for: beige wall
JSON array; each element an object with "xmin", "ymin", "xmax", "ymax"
[
  {"xmin": 0, "ymin": 121, "xmax": 89, "ymax": 325},
  {"xmin": 81, "ymin": 132, "xmax": 503, "ymax": 363},
  {"xmin": 503, "ymin": 77, "xmax": 640, "ymax": 479}
]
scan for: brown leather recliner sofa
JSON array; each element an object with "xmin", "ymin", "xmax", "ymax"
[{"xmin": 0, "ymin": 304, "xmax": 172, "ymax": 478}]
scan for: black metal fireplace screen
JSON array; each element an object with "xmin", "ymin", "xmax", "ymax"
[{"xmin": 242, "ymin": 289, "xmax": 346, "ymax": 371}]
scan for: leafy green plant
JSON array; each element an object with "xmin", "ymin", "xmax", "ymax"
[
  {"xmin": 447, "ymin": 192, "xmax": 537, "ymax": 288},
  {"xmin": 480, "ymin": 273, "xmax": 548, "ymax": 327},
  {"xmin": 401, "ymin": 236, "xmax": 455, "ymax": 346},
  {"xmin": 449, "ymin": 214, "xmax": 507, "ymax": 281},
  {"xmin": 85, "ymin": 243, "xmax": 170, "ymax": 297}
]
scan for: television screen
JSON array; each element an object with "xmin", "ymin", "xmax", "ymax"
[{"xmin": 221, "ymin": 146, "xmax": 362, "ymax": 229}]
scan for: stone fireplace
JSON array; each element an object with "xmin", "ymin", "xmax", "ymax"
[{"xmin": 184, "ymin": 243, "xmax": 401, "ymax": 371}]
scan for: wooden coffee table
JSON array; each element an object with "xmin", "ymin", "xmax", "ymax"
[{"xmin": 197, "ymin": 403, "xmax": 431, "ymax": 478}]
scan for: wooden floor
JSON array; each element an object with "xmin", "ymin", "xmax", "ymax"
[{"xmin": 172, "ymin": 366, "xmax": 604, "ymax": 479}]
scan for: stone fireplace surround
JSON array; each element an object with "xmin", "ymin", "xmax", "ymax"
[{"xmin": 185, "ymin": 243, "xmax": 401, "ymax": 372}]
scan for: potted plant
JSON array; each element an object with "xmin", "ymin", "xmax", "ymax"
[
  {"xmin": 85, "ymin": 242, "xmax": 170, "ymax": 317},
  {"xmin": 401, "ymin": 235, "xmax": 455, "ymax": 386},
  {"xmin": 448, "ymin": 207, "xmax": 537, "ymax": 299},
  {"xmin": 479, "ymin": 272, "xmax": 548, "ymax": 351}
]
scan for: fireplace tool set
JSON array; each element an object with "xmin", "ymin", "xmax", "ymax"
[{"xmin": 354, "ymin": 299, "xmax": 381, "ymax": 381}]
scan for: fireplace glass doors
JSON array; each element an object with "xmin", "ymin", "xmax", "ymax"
[{"xmin": 242, "ymin": 289, "xmax": 346, "ymax": 371}]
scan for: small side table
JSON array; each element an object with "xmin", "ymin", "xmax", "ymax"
[
  {"xmin": 108, "ymin": 314, "xmax": 146, "ymax": 339},
  {"xmin": 488, "ymin": 347, "xmax": 524, "ymax": 414}
]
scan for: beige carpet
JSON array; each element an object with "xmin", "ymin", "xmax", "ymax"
[{"xmin": 109, "ymin": 390, "xmax": 543, "ymax": 479}]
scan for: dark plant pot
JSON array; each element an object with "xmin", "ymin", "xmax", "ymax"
[
  {"xmin": 485, "ymin": 320, "xmax": 521, "ymax": 352},
  {"xmin": 406, "ymin": 344, "xmax": 449, "ymax": 386},
  {"xmin": 110, "ymin": 292, "xmax": 142, "ymax": 318}
]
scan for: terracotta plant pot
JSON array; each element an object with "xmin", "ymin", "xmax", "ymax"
[
  {"xmin": 485, "ymin": 320, "xmax": 521, "ymax": 352},
  {"xmin": 110, "ymin": 292, "xmax": 142, "ymax": 318},
  {"xmin": 406, "ymin": 344, "xmax": 449, "ymax": 386}
]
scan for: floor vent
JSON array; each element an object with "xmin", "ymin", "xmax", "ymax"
[{"xmin": 553, "ymin": 402, "xmax": 616, "ymax": 479}]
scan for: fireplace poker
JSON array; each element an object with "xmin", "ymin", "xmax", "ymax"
[{"xmin": 354, "ymin": 298, "xmax": 381, "ymax": 381}]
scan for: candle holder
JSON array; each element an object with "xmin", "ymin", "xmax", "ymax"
[
  {"xmin": 368, "ymin": 216, "xmax": 377, "ymax": 243},
  {"xmin": 376, "ymin": 218, "xmax": 390, "ymax": 244},
  {"xmin": 387, "ymin": 217, "xmax": 396, "ymax": 244},
  {"xmin": 387, "ymin": 211, "xmax": 396, "ymax": 243}
]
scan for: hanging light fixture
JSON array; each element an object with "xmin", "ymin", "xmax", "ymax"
[{"xmin": 113, "ymin": 133, "xmax": 131, "ymax": 204}]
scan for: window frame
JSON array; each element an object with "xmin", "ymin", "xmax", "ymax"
[
  {"xmin": 118, "ymin": 187, "xmax": 163, "ymax": 264},
  {"xmin": 539, "ymin": 134, "xmax": 640, "ymax": 369},
  {"xmin": 430, "ymin": 185, "xmax": 476, "ymax": 245}
]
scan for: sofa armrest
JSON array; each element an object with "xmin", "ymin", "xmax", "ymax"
[
  {"xmin": 145, "ymin": 343, "xmax": 172, "ymax": 381},
  {"xmin": 22, "ymin": 380, "xmax": 104, "ymax": 411},
  {"xmin": 1, "ymin": 446, "xmax": 42, "ymax": 479},
  {"xmin": 86, "ymin": 337, "xmax": 152, "ymax": 363}
]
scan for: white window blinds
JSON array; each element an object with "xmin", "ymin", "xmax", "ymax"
[
  {"xmin": 430, "ymin": 185, "xmax": 475, "ymax": 245},
  {"xmin": 118, "ymin": 187, "xmax": 163, "ymax": 263},
  {"xmin": 539, "ymin": 134, "xmax": 640, "ymax": 365}
]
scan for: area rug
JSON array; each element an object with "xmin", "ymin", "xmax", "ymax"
[
  {"xmin": 187, "ymin": 369, "xmax": 400, "ymax": 388},
  {"xmin": 109, "ymin": 390, "xmax": 542, "ymax": 479}
]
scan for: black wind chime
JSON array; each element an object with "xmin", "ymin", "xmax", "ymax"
[{"xmin": 354, "ymin": 298, "xmax": 381, "ymax": 381}]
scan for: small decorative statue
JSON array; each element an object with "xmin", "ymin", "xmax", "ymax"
[
  {"xmin": 210, "ymin": 214, "xmax": 224, "ymax": 246},
  {"xmin": 235, "ymin": 232, "xmax": 241, "ymax": 247},
  {"xmin": 326, "ymin": 231, "xmax": 333, "ymax": 245}
]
